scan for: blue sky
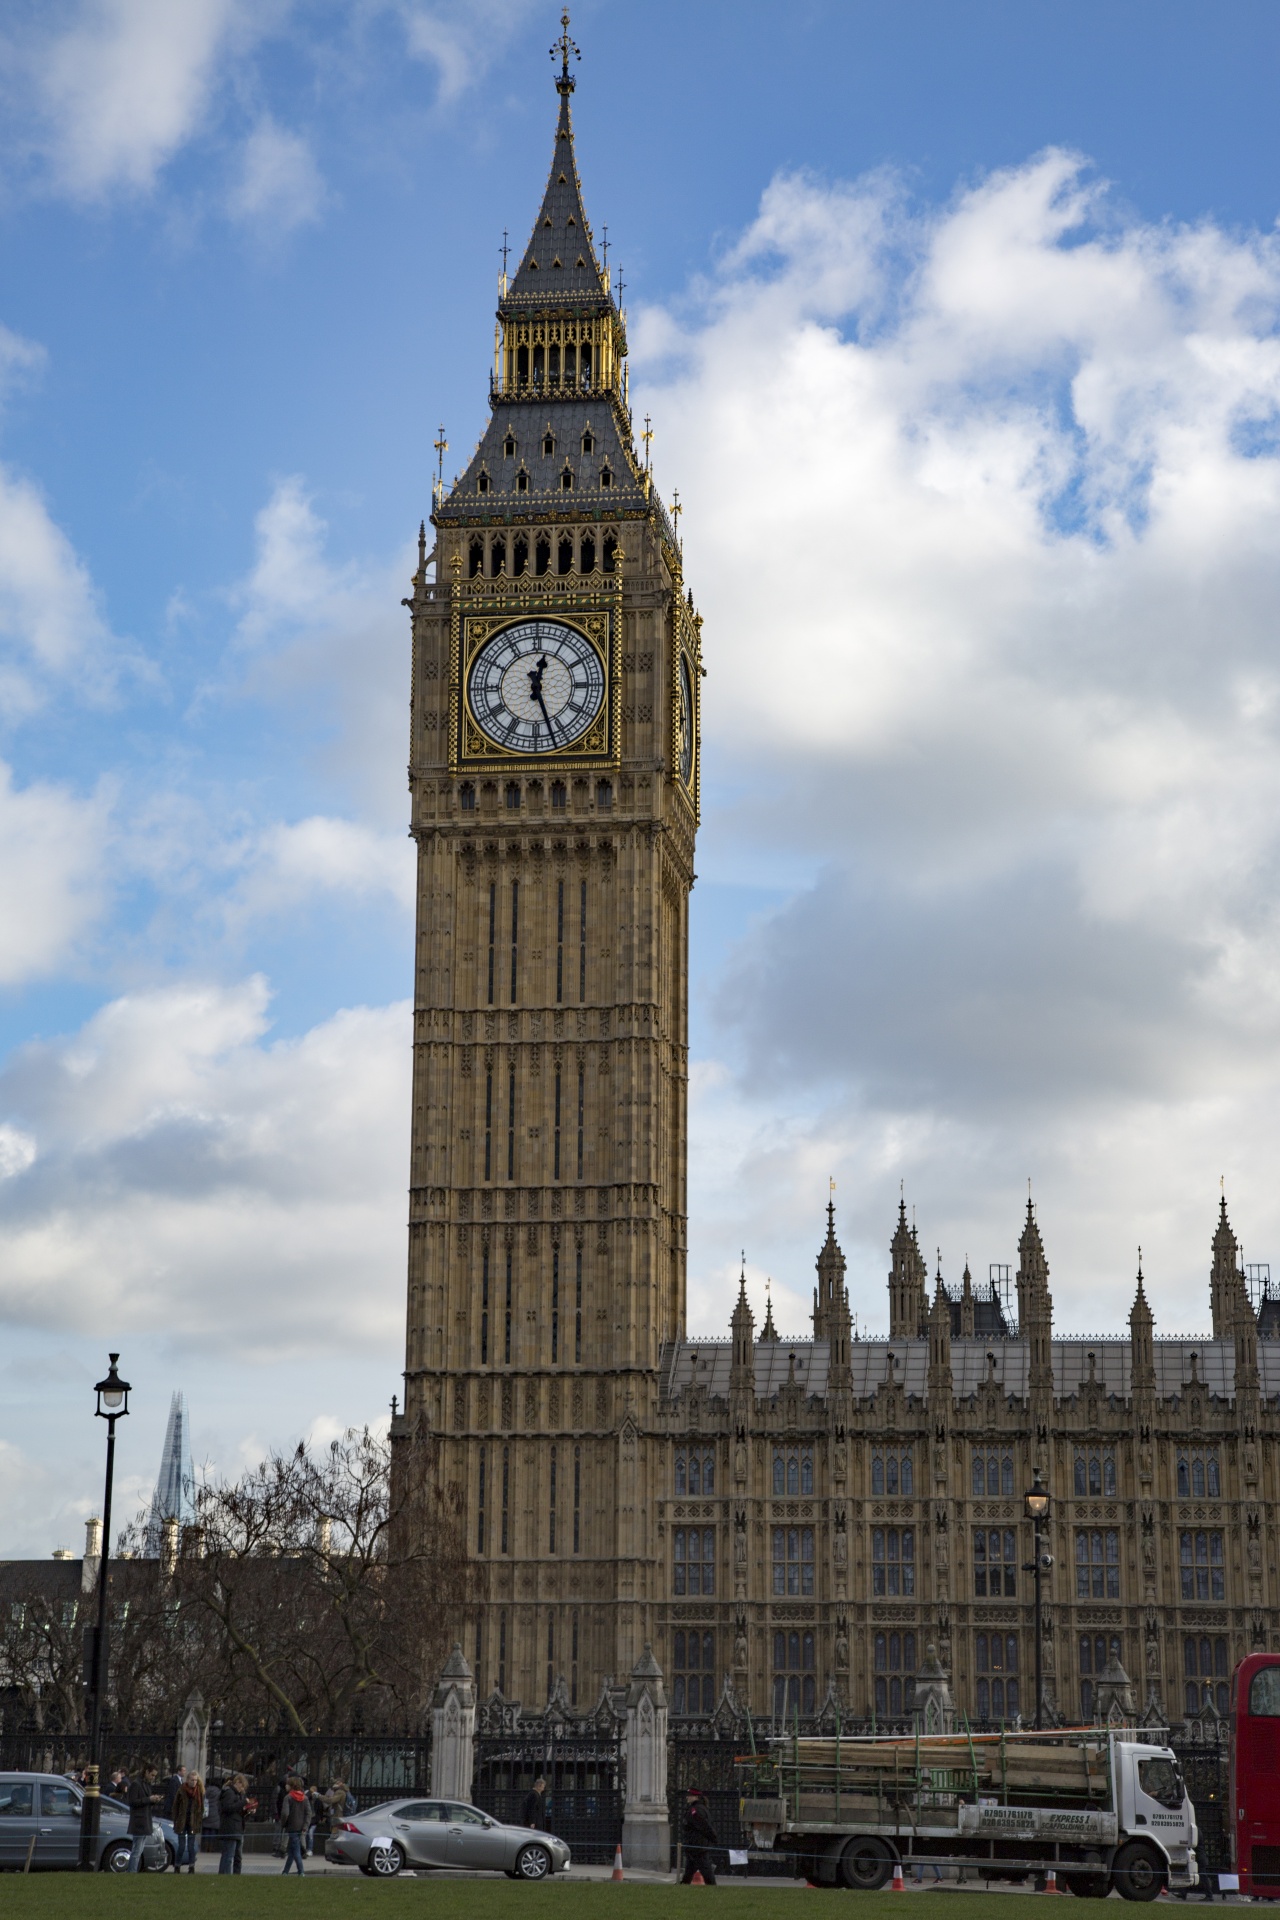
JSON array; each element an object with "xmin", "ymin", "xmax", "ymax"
[{"xmin": 4, "ymin": 0, "xmax": 1280, "ymax": 1551}]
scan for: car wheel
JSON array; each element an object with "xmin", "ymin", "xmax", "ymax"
[
  {"xmin": 1112, "ymin": 1843, "xmax": 1166, "ymax": 1903},
  {"xmin": 516, "ymin": 1844, "xmax": 553, "ymax": 1880},
  {"xmin": 101, "ymin": 1841, "xmax": 133, "ymax": 1873},
  {"xmin": 367, "ymin": 1845, "xmax": 404, "ymax": 1878},
  {"xmin": 839, "ymin": 1837, "xmax": 895, "ymax": 1892}
]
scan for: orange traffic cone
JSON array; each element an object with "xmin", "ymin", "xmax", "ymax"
[
  {"xmin": 1043, "ymin": 1869, "xmax": 1060, "ymax": 1895},
  {"xmin": 612, "ymin": 1845, "xmax": 624, "ymax": 1882},
  {"xmin": 891, "ymin": 1861, "xmax": 905, "ymax": 1892},
  {"xmin": 689, "ymin": 1870, "xmax": 705, "ymax": 1885}
]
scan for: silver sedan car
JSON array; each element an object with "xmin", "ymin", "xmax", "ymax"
[{"xmin": 326, "ymin": 1798, "xmax": 571, "ymax": 1879}]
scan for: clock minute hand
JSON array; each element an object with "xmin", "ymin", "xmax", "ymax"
[{"xmin": 536, "ymin": 690, "xmax": 555, "ymax": 735}]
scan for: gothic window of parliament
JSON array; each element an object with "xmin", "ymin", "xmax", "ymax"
[
  {"xmin": 1073, "ymin": 1447, "xmax": 1117, "ymax": 1496},
  {"xmin": 674, "ymin": 1528, "xmax": 715, "ymax": 1596},
  {"xmin": 872, "ymin": 1526, "xmax": 914, "ymax": 1595},
  {"xmin": 874, "ymin": 1631, "xmax": 916, "ymax": 1719},
  {"xmin": 772, "ymin": 1446, "xmax": 813, "ymax": 1495},
  {"xmin": 972, "ymin": 1448, "xmax": 1014, "ymax": 1497},
  {"xmin": 671, "ymin": 1631, "xmax": 716, "ymax": 1717},
  {"xmin": 1076, "ymin": 1528, "xmax": 1120, "ymax": 1598},
  {"xmin": 773, "ymin": 1631, "xmax": 816, "ymax": 1719},
  {"xmin": 772, "ymin": 1526, "xmax": 814, "ymax": 1596},
  {"xmin": 1184, "ymin": 1635, "xmax": 1229, "ymax": 1715},
  {"xmin": 974, "ymin": 1528, "xmax": 1017, "ymax": 1596},
  {"xmin": 1177, "ymin": 1451, "xmax": 1221, "ymax": 1497},
  {"xmin": 675, "ymin": 1447, "xmax": 715, "ymax": 1495},
  {"xmin": 975, "ymin": 1633, "xmax": 1019, "ymax": 1723},
  {"xmin": 1180, "ymin": 1530, "xmax": 1225, "ymax": 1600},
  {"xmin": 871, "ymin": 1448, "xmax": 912, "ymax": 1495}
]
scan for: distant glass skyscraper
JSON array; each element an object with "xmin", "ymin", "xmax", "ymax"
[{"xmin": 147, "ymin": 1391, "xmax": 195, "ymax": 1551}]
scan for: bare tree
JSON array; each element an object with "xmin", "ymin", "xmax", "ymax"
[{"xmin": 165, "ymin": 1427, "xmax": 467, "ymax": 1733}]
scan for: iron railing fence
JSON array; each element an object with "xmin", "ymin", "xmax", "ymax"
[{"xmin": 472, "ymin": 1723, "xmax": 624, "ymax": 1865}]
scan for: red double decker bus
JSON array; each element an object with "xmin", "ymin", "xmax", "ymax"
[{"xmin": 1231, "ymin": 1651, "xmax": 1280, "ymax": 1897}]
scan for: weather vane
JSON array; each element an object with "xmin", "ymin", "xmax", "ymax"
[
  {"xmin": 671, "ymin": 488, "xmax": 682, "ymax": 544},
  {"xmin": 552, "ymin": 9, "xmax": 580, "ymax": 88},
  {"xmin": 642, "ymin": 412, "xmax": 652, "ymax": 470}
]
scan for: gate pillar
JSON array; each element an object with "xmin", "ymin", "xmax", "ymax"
[
  {"xmin": 430, "ymin": 1643, "xmax": 477, "ymax": 1801},
  {"xmin": 622, "ymin": 1644, "xmax": 670, "ymax": 1870}
]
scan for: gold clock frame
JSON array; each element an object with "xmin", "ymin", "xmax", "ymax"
[{"xmin": 448, "ymin": 574, "xmax": 622, "ymax": 774}]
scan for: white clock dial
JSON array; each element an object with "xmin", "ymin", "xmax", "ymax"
[
  {"xmin": 467, "ymin": 619, "xmax": 605, "ymax": 754},
  {"xmin": 678, "ymin": 653, "xmax": 695, "ymax": 786}
]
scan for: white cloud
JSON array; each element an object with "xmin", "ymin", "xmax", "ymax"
[
  {"xmin": 0, "ymin": 462, "xmax": 120, "ymax": 710},
  {"xmin": 18, "ymin": 0, "xmax": 258, "ymax": 200},
  {"xmin": 398, "ymin": 0, "xmax": 540, "ymax": 105},
  {"xmin": 0, "ymin": 759, "xmax": 107, "ymax": 982},
  {"xmin": 228, "ymin": 116, "xmax": 325, "ymax": 232},
  {"xmin": 633, "ymin": 154, "xmax": 1280, "ymax": 1337},
  {"xmin": 0, "ymin": 980, "xmax": 411, "ymax": 1351}
]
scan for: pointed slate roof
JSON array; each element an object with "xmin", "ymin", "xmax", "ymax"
[{"xmin": 505, "ymin": 60, "xmax": 606, "ymax": 307}]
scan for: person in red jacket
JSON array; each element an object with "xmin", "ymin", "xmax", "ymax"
[{"xmin": 280, "ymin": 1775, "xmax": 310, "ymax": 1876}]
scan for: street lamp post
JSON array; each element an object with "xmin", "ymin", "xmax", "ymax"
[
  {"xmin": 78, "ymin": 1354, "xmax": 130, "ymax": 1871},
  {"xmin": 1024, "ymin": 1468, "xmax": 1051, "ymax": 1730}
]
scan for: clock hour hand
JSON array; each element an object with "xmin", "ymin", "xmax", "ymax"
[{"xmin": 527, "ymin": 654, "xmax": 554, "ymax": 737}]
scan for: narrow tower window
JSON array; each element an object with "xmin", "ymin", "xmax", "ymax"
[
  {"xmin": 573, "ymin": 1445, "xmax": 581, "ymax": 1553},
  {"xmin": 477, "ymin": 1447, "xmax": 486, "ymax": 1552},
  {"xmin": 481, "ymin": 1248, "xmax": 490, "ymax": 1362},
  {"xmin": 498, "ymin": 1610, "xmax": 507, "ymax": 1692},
  {"xmin": 517, "ymin": 470, "xmax": 529, "ymax": 494},
  {"xmin": 477, "ymin": 472, "xmax": 490, "ymax": 494},
  {"xmin": 469, "ymin": 537, "xmax": 484, "ymax": 577},
  {"xmin": 552, "ymin": 1249, "xmax": 560, "ymax": 1361},
  {"xmin": 554, "ymin": 1069, "xmax": 562, "ymax": 1179},
  {"xmin": 549, "ymin": 1446, "xmax": 558, "ymax": 1553},
  {"xmin": 509, "ymin": 878, "xmax": 519, "ymax": 1000},
  {"xmin": 551, "ymin": 779, "xmax": 566, "ymax": 811},
  {"xmin": 503, "ymin": 434, "xmax": 516, "ymax": 457},
  {"xmin": 501, "ymin": 1449, "xmax": 510, "ymax": 1555},
  {"xmin": 576, "ymin": 1065, "xmax": 585, "ymax": 1179},
  {"xmin": 580, "ymin": 534, "xmax": 595, "ymax": 573},
  {"xmin": 543, "ymin": 430, "xmax": 555, "ymax": 456},
  {"xmin": 556, "ymin": 879, "xmax": 564, "ymax": 1002},
  {"xmin": 603, "ymin": 532, "xmax": 617, "ymax": 571},
  {"xmin": 571, "ymin": 1611, "xmax": 579, "ymax": 1704},
  {"xmin": 505, "ymin": 781, "xmax": 521, "ymax": 810},
  {"xmin": 487, "ymin": 881, "xmax": 496, "ymax": 1004},
  {"xmin": 564, "ymin": 344, "xmax": 576, "ymax": 384},
  {"xmin": 558, "ymin": 533, "xmax": 574, "ymax": 571},
  {"xmin": 513, "ymin": 534, "xmax": 528, "ymax": 574},
  {"xmin": 488, "ymin": 534, "xmax": 504, "ymax": 573},
  {"xmin": 507, "ymin": 1066, "xmax": 516, "ymax": 1180},
  {"xmin": 575, "ymin": 1248, "xmax": 582, "ymax": 1363},
  {"xmin": 581, "ymin": 429, "xmax": 594, "ymax": 454},
  {"xmin": 460, "ymin": 782, "xmax": 476, "ymax": 811},
  {"xmin": 596, "ymin": 779, "xmax": 612, "ymax": 811},
  {"xmin": 546, "ymin": 1614, "xmax": 555, "ymax": 1697},
  {"xmin": 600, "ymin": 466, "xmax": 613, "ymax": 489},
  {"xmin": 580, "ymin": 341, "xmax": 592, "ymax": 386},
  {"xmin": 504, "ymin": 1248, "xmax": 513, "ymax": 1364},
  {"xmin": 516, "ymin": 346, "xmax": 529, "ymax": 385},
  {"xmin": 484, "ymin": 1071, "xmax": 493, "ymax": 1181},
  {"xmin": 536, "ymin": 535, "xmax": 551, "ymax": 576},
  {"xmin": 579, "ymin": 879, "xmax": 587, "ymax": 1002}
]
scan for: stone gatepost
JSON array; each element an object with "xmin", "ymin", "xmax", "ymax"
[
  {"xmin": 430, "ymin": 1643, "xmax": 477, "ymax": 1801},
  {"xmin": 622, "ymin": 1645, "xmax": 669, "ymax": 1870},
  {"xmin": 176, "ymin": 1695, "xmax": 209, "ymax": 1779},
  {"xmin": 913, "ymin": 1642, "xmax": 955, "ymax": 1735},
  {"xmin": 1096, "ymin": 1654, "xmax": 1137, "ymax": 1729}
]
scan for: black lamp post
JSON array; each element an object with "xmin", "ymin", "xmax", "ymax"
[
  {"xmin": 1024, "ymin": 1467, "xmax": 1051, "ymax": 1730},
  {"xmin": 78, "ymin": 1354, "xmax": 130, "ymax": 1871}
]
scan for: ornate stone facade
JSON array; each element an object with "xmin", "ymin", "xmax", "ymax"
[{"xmin": 394, "ymin": 34, "xmax": 1280, "ymax": 1731}]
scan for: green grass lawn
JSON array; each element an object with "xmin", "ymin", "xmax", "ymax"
[{"xmin": 0, "ymin": 1888, "xmax": 1065, "ymax": 1919}]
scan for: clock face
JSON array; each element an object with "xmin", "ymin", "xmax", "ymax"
[
  {"xmin": 466, "ymin": 618, "xmax": 606, "ymax": 754},
  {"xmin": 678, "ymin": 653, "xmax": 695, "ymax": 786}
]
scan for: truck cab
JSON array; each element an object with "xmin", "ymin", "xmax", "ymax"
[{"xmin": 1113, "ymin": 1742, "xmax": 1198, "ymax": 1889}]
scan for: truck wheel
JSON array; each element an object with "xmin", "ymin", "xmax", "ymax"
[
  {"xmin": 1064, "ymin": 1873, "xmax": 1108, "ymax": 1898},
  {"xmin": 839, "ymin": 1838, "xmax": 895, "ymax": 1891},
  {"xmin": 1112, "ymin": 1843, "xmax": 1166, "ymax": 1902}
]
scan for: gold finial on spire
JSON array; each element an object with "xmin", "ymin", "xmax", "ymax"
[
  {"xmin": 641, "ymin": 412, "xmax": 653, "ymax": 471},
  {"xmin": 552, "ymin": 8, "xmax": 579, "ymax": 92},
  {"xmin": 433, "ymin": 424, "xmax": 448, "ymax": 510}
]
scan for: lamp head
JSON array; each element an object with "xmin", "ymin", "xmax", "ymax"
[
  {"xmin": 94, "ymin": 1354, "xmax": 131, "ymax": 1421},
  {"xmin": 1024, "ymin": 1465, "xmax": 1050, "ymax": 1520}
]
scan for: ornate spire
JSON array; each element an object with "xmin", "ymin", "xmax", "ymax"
[
  {"xmin": 759, "ymin": 1279, "xmax": 778, "ymax": 1342},
  {"xmin": 813, "ymin": 1192, "xmax": 848, "ymax": 1342},
  {"xmin": 1130, "ymin": 1255, "xmax": 1155, "ymax": 1389},
  {"xmin": 505, "ymin": 13, "xmax": 606, "ymax": 307},
  {"xmin": 730, "ymin": 1253, "xmax": 755, "ymax": 1389},
  {"xmin": 1210, "ymin": 1188, "xmax": 1241, "ymax": 1338},
  {"xmin": 888, "ymin": 1192, "xmax": 927, "ymax": 1340}
]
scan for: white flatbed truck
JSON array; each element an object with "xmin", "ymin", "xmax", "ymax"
[{"xmin": 739, "ymin": 1727, "xmax": 1198, "ymax": 1898}]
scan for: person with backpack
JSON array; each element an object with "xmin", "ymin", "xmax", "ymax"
[{"xmin": 280, "ymin": 1775, "xmax": 310, "ymax": 1875}]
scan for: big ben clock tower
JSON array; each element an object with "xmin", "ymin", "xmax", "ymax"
[{"xmin": 395, "ymin": 16, "xmax": 702, "ymax": 1708}]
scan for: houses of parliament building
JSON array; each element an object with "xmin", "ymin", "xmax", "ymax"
[{"xmin": 390, "ymin": 20, "xmax": 1280, "ymax": 1734}]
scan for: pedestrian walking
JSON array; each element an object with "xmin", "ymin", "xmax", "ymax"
[
  {"xmin": 217, "ymin": 1774, "xmax": 250, "ymax": 1875},
  {"xmin": 521, "ymin": 1775, "xmax": 547, "ymax": 1829},
  {"xmin": 125, "ymin": 1763, "xmax": 160, "ymax": 1873},
  {"xmin": 280, "ymin": 1775, "xmax": 309, "ymax": 1876},
  {"xmin": 172, "ymin": 1772, "xmax": 204, "ymax": 1874},
  {"xmin": 681, "ymin": 1788, "xmax": 719, "ymax": 1885},
  {"xmin": 305, "ymin": 1781, "xmax": 323, "ymax": 1856}
]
